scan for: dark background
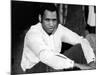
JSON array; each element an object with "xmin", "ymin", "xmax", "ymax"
[{"xmin": 11, "ymin": 1, "xmax": 40, "ymax": 74}]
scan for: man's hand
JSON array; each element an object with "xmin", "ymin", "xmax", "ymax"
[
  {"xmin": 74, "ymin": 63, "xmax": 95, "ymax": 70},
  {"xmin": 88, "ymin": 61, "xmax": 96, "ymax": 69}
]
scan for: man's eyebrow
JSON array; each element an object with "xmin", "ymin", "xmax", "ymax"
[
  {"xmin": 45, "ymin": 18, "xmax": 50, "ymax": 20},
  {"xmin": 45, "ymin": 18, "xmax": 57, "ymax": 20}
]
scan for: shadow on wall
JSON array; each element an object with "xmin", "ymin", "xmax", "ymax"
[{"xmin": 11, "ymin": 1, "xmax": 40, "ymax": 74}]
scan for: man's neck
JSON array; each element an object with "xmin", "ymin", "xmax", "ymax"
[{"xmin": 48, "ymin": 33, "xmax": 52, "ymax": 36}]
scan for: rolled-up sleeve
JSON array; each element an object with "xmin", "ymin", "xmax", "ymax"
[
  {"xmin": 80, "ymin": 38, "xmax": 95, "ymax": 63},
  {"xmin": 39, "ymin": 50, "xmax": 74, "ymax": 70}
]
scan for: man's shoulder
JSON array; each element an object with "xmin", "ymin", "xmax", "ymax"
[
  {"xmin": 58, "ymin": 24, "xmax": 79, "ymax": 35},
  {"xmin": 26, "ymin": 23, "xmax": 42, "ymax": 36},
  {"xmin": 58, "ymin": 24, "xmax": 71, "ymax": 31},
  {"xmin": 30, "ymin": 23, "xmax": 41, "ymax": 30}
]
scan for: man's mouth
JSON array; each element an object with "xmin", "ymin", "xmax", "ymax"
[{"xmin": 49, "ymin": 28, "xmax": 53, "ymax": 30}]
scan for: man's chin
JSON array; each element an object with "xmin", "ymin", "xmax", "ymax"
[{"xmin": 47, "ymin": 31, "xmax": 53, "ymax": 35}]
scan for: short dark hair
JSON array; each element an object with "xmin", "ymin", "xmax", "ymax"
[{"xmin": 39, "ymin": 3, "xmax": 59, "ymax": 20}]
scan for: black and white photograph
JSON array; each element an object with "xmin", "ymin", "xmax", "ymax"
[{"xmin": 11, "ymin": 0, "xmax": 96, "ymax": 75}]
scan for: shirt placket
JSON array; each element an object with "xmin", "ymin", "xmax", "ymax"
[{"xmin": 49, "ymin": 35, "xmax": 55, "ymax": 52}]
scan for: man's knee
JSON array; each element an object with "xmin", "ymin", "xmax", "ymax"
[{"xmin": 63, "ymin": 44, "xmax": 87, "ymax": 64}]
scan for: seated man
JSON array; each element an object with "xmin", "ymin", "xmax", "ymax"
[{"xmin": 21, "ymin": 3, "xmax": 96, "ymax": 73}]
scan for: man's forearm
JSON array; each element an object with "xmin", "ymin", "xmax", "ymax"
[
  {"xmin": 74, "ymin": 62, "xmax": 95, "ymax": 70},
  {"xmin": 88, "ymin": 61, "xmax": 96, "ymax": 69}
]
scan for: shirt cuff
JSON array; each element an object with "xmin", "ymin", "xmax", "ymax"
[{"xmin": 64, "ymin": 59, "xmax": 74, "ymax": 69}]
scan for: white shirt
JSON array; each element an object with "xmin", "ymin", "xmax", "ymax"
[{"xmin": 21, "ymin": 23, "xmax": 95, "ymax": 71}]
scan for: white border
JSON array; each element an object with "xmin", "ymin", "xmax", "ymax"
[
  {"xmin": 0, "ymin": 0, "xmax": 10, "ymax": 75},
  {"xmin": 16, "ymin": 0, "xmax": 96, "ymax": 5},
  {"xmin": 0, "ymin": 0, "xmax": 99, "ymax": 75}
]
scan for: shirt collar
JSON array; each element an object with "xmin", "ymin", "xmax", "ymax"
[{"xmin": 39, "ymin": 22, "xmax": 59, "ymax": 37}]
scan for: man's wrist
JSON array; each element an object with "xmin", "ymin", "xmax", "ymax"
[{"xmin": 88, "ymin": 61, "xmax": 96, "ymax": 69}]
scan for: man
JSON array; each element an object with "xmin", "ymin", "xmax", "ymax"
[{"xmin": 21, "ymin": 3, "xmax": 95, "ymax": 73}]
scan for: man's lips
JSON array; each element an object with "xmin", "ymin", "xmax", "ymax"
[{"xmin": 48, "ymin": 28, "xmax": 53, "ymax": 30}]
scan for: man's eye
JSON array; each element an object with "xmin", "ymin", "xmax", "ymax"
[
  {"xmin": 53, "ymin": 19, "xmax": 57, "ymax": 21},
  {"xmin": 45, "ymin": 19, "xmax": 49, "ymax": 21}
]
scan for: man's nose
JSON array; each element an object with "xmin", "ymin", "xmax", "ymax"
[{"xmin": 49, "ymin": 21, "xmax": 53, "ymax": 27}]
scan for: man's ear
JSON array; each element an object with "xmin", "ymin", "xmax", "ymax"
[{"xmin": 39, "ymin": 14, "xmax": 41, "ymax": 22}]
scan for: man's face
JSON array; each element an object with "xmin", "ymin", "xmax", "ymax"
[{"xmin": 41, "ymin": 10, "xmax": 58, "ymax": 34}]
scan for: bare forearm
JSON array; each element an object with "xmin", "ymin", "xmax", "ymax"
[
  {"xmin": 88, "ymin": 61, "xmax": 96, "ymax": 69},
  {"xmin": 74, "ymin": 62, "xmax": 95, "ymax": 70}
]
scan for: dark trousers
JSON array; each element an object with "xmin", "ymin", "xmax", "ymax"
[{"xmin": 26, "ymin": 44, "xmax": 87, "ymax": 73}]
